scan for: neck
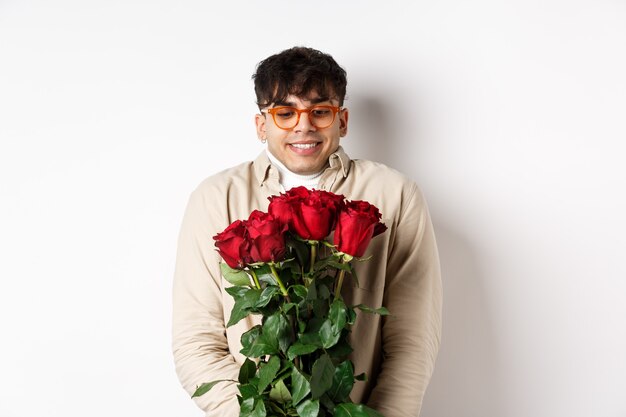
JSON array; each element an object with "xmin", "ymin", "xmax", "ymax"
[{"xmin": 266, "ymin": 150, "xmax": 324, "ymax": 191}]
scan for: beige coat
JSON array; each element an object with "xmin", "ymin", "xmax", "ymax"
[{"xmin": 172, "ymin": 148, "xmax": 442, "ymax": 417}]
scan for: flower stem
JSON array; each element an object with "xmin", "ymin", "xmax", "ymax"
[
  {"xmin": 269, "ymin": 263, "xmax": 289, "ymax": 298},
  {"xmin": 249, "ymin": 269, "xmax": 261, "ymax": 289},
  {"xmin": 334, "ymin": 270, "xmax": 346, "ymax": 301},
  {"xmin": 334, "ymin": 256, "xmax": 347, "ymax": 301},
  {"xmin": 309, "ymin": 242, "xmax": 317, "ymax": 274}
]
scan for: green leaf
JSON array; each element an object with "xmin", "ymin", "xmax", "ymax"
[
  {"xmin": 312, "ymin": 256, "xmax": 331, "ymax": 271},
  {"xmin": 275, "ymin": 360, "xmax": 293, "ymax": 381},
  {"xmin": 296, "ymin": 398, "xmax": 320, "ymax": 417},
  {"xmin": 319, "ymin": 319, "xmax": 341, "ymax": 349},
  {"xmin": 317, "ymin": 284, "xmax": 331, "ymax": 300},
  {"xmin": 263, "ymin": 312, "xmax": 291, "ymax": 353},
  {"xmin": 192, "ymin": 379, "xmax": 231, "ymax": 398},
  {"xmin": 297, "ymin": 319, "xmax": 323, "ymax": 348},
  {"xmin": 277, "ymin": 326, "xmax": 293, "ymax": 355},
  {"xmin": 241, "ymin": 333, "xmax": 280, "ymax": 358},
  {"xmin": 334, "ymin": 403, "xmax": 384, "ymax": 417},
  {"xmin": 227, "ymin": 303, "xmax": 251, "ymax": 327},
  {"xmin": 282, "ymin": 302, "xmax": 297, "ymax": 314},
  {"xmin": 353, "ymin": 304, "xmax": 390, "ymax": 316},
  {"xmin": 290, "ymin": 366, "xmax": 311, "ymax": 406},
  {"xmin": 240, "ymin": 396, "xmax": 256, "ymax": 415},
  {"xmin": 312, "ymin": 298, "xmax": 328, "ymax": 319},
  {"xmin": 225, "ymin": 285, "xmax": 248, "ymax": 298},
  {"xmin": 290, "ymin": 285, "xmax": 308, "ymax": 301},
  {"xmin": 329, "ymin": 299, "xmax": 347, "ymax": 334},
  {"xmin": 269, "ymin": 379, "xmax": 292, "ymax": 403},
  {"xmin": 268, "ymin": 401, "xmax": 289, "ymax": 416},
  {"xmin": 227, "ymin": 289, "xmax": 262, "ymax": 327},
  {"xmin": 283, "ymin": 258, "xmax": 302, "ymax": 275},
  {"xmin": 350, "ymin": 266, "xmax": 360, "ymax": 288},
  {"xmin": 243, "ymin": 288, "xmax": 263, "ymax": 304},
  {"xmin": 319, "ymin": 393, "xmax": 336, "ymax": 414},
  {"xmin": 221, "ymin": 263, "xmax": 252, "ymax": 286},
  {"xmin": 258, "ymin": 355, "xmax": 281, "ymax": 394},
  {"xmin": 255, "ymin": 264, "xmax": 278, "ymax": 286},
  {"xmin": 287, "ymin": 236, "xmax": 310, "ymax": 267},
  {"xmin": 238, "ymin": 383, "xmax": 258, "ymax": 399},
  {"xmin": 326, "ymin": 333, "xmax": 353, "ymax": 359},
  {"xmin": 304, "ymin": 317, "xmax": 324, "ymax": 333},
  {"xmin": 327, "ymin": 361, "xmax": 354, "ymax": 403},
  {"xmin": 287, "ymin": 342, "xmax": 319, "ymax": 360},
  {"xmin": 354, "ymin": 372, "xmax": 367, "ymax": 381},
  {"xmin": 310, "ymin": 354, "xmax": 335, "ymax": 399},
  {"xmin": 346, "ymin": 307, "xmax": 357, "ymax": 325},
  {"xmin": 250, "ymin": 400, "xmax": 267, "ymax": 417},
  {"xmin": 239, "ymin": 358, "xmax": 257, "ymax": 384},
  {"xmin": 306, "ymin": 282, "xmax": 317, "ymax": 300},
  {"xmin": 326, "ymin": 259, "xmax": 352, "ymax": 271},
  {"xmin": 298, "ymin": 317, "xmax": 307, "ymax": 334},
  {"xmin": 241, "ymin": 326, "xmax": 261, "ymax": 351},
  {"xmin": 256, "ymin": 286, "xmax": 280, "ymax": 308}
]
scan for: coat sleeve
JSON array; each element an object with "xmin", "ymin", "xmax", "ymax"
[
  {"xmin": 172, "ymin": 187, "xmax": 240, "ymax": 416},
  {"xmin": 367, "ymin": 184, "xmax": 443, "ymax": 417}
]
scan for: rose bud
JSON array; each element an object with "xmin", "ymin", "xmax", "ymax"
[
  {"xmin": 292, "ymin": 189, "xmax": 345, "ymax": 241},
  {"xmin": 334, "ymin": 200, "xmax": 388, "ymax": 257},
  {"xmin": 213, "ymin": 220, "xmax": 252, "ymax": 269},
  {"xmin": 267, "ymin": 186, "xmax": 309, "ymax": 228},
  {"xmin": 246, "ymin": 210, "xmax": 288, "ymax": 263},
  {"xmin": 269, "ymin": 186, "xmax": 345, "ymax": 241}
]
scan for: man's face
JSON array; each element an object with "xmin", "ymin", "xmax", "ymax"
[{"xmin": 255, "ymin": 93, "xmax": 349, "ymax": 175}]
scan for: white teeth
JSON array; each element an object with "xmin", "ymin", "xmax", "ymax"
[{"xmin": 291, "ymin": 143, "xmax": 318, "ymax": 149}]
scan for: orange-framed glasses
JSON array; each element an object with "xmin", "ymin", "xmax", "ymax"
[{"xmin": 264, "ymin": 105, "xmax": 342, "ymax": 130}]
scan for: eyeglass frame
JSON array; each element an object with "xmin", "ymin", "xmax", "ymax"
[{"xmin": 262, "ymin": 105, "xmax": 343, "ymax": 131}]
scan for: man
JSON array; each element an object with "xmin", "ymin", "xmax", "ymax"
[{"xmin": 173, "ymin": 46, "xmax": 442, "ymax": 417}]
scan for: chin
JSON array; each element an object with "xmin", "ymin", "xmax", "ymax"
[
  {"xmin": 291, "ymin": 166, "xmax": 319, "ymax": 176},
  {"xmin": 291, "ymin": 168, "xmax": 314, "ymax": 175},
  {"xmin": 286, "ymin": 160, "xmax": 320, "ymax": 175}
]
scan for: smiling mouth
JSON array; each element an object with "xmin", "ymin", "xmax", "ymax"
[{"xmin": 290, "ymin": 143, "xmax": 319, "ymax": 150}]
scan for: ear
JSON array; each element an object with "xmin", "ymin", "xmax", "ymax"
[
  {"xmin": 255, "ymin": 113, "xmax": 266, "ymax": 141},
  {"xmin": 339, "ymin": 108, "xmax": 349, "ymax": 137}
]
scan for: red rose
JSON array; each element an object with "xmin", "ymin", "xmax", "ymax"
[
  {"xmin": 213, "ymin": 220, "xmax": 252, "ymax": 269},
  {"xmin": 334, "ymin": 200, "xmax": 388, "ymax": 257},
  {"xmin": 246, "ymin": 210, "xmax": 287, "ymax": 263},
  {"xmin": 267, "ymin": 186, "xmax": 309, "ymax": 227},
  {"xmin": 268, "ymin": 186, "xmax": 345, "ymax": 241}
]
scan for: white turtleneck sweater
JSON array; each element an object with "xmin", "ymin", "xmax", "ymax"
[{"xmin": 265, "ymin": 149, "xmax": 325, "ymax": 191}]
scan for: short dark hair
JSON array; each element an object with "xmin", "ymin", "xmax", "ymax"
[{"xmin": 252, "ymin": 46, "xmax": 347, "ymax": 109}]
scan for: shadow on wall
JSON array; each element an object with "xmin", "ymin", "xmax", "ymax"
[
  {"xmin": 349, "ymin": 94, "xmax": 504, "ymax": 417},
  {"xmin": 420, "ymin": 225, "xmax": 505, "ymax": 417},
  {"xmin": 343, "ymin": 93, "xmax": 408, "ymax": 171}
]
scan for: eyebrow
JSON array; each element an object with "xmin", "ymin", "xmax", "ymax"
[{"xmin": 274, "ymin": 96, "xmax": 331, "ymax": 106}]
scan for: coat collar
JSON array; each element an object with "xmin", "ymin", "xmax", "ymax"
[{"xmin": 253, "ymin": 146, "xmax": 351, "ymax": 187}]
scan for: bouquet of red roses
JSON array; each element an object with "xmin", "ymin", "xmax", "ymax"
[{"xmin": 193, "ymin": 186, "xmax": 388, "ymax": 417}]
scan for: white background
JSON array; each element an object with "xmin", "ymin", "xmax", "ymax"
[{"xmin": 1, "ymin": 1, "xmax": 625, "ymax": 416}]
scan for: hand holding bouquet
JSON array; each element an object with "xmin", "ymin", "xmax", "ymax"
[{"xmin": 193, "ymin": 187, "xmax": 388, "ymax": 417}]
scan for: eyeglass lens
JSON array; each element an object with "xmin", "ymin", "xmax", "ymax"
[{"xmin": 273, "ymin": 107, "xmax": 336, "ymax": 129}]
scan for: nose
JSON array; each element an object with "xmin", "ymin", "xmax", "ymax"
[{"xmin": 293, "ymin": 110, "xmax": 316, "ymax": 132}]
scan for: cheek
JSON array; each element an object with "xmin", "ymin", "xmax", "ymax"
[
  {"xmin": 323, "ymin": 132, "xmax": 342, "ymax": 148},
  {"xmin": 266, "ymin": 134, "xmax": 290, "ymax": 155},
  {"xmin": 266, "ymin": 126, "xmax": 289, "ymax": 140}
]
